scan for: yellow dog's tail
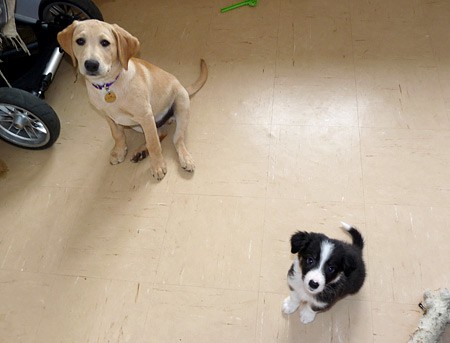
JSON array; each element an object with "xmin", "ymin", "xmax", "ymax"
[{"xmin": 186, "ymin": 59, "xmax": 208, "ymax": 97}]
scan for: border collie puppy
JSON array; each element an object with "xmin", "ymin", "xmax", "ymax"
[{"xmin": 282, "ymin": 222, "xmax": 366, "ymax": 324}]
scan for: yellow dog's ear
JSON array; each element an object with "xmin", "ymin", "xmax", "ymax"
[
  {"xmin": 112, "ymin": 24, "xmax": 140, "ymax": 70},
  {"xmin": 57, "ymin": 21, "xmax": 79, "ymax": 67}
]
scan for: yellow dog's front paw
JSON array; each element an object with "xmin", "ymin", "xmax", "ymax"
[
  {"xmin": 180, "ymin": 153, "xmax": 195, "ymax": 172},
  {"xmin": 110, "ymin": 147, "xmax": 127, "ymax": 165},
  {"xmin": 150, "ymin": 159, "xmax": 167, "ymax": 181}
]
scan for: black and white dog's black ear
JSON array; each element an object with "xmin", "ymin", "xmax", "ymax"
[
  {"xmin": 342, "ymin": 254, "xmax": 357, "ymax": 276},
  {"xmin": 290, "ymin": 231, "xmax": 311, "ymax": 254}
]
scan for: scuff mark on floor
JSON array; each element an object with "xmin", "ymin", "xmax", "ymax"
[
  {"xmin": 0, "ymin": 159, "xmax": 8, "ymax": 178},
  {"xmin": 135, "ymin": 283, "xmax": 140, "ymax": 303}
]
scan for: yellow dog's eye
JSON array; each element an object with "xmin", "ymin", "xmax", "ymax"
[
  {"xmin": 100, "ymin": 39, "xmax": 110, "ymax": 47},
  {"xmin": 75, "ymin": 38, "xmax": 85, "ymax": 46}
]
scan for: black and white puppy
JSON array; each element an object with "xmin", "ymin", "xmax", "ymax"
[{"xmin": 282, "ymin": 222, "xmax": 366, "ymax": 324}]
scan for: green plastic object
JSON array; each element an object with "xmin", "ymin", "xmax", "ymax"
[{"xmin": 220, "ymin": 0, "xmax": 258, "ymax": 13}]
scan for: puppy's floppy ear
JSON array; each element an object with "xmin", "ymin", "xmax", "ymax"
[
  {"xmin": 290, "ymin": 231, "xmax": 311, "ymax": 254},
  {"xmin": 57, "ymin": 21, "xmax": 79, "ymax": 67},
  {"xmin": 112, "ymin": 24, "xmax": 140, "ymax": 70},
  {"xmin": 342, "ymin": 254, "xmax": 357, "ymax": 277}
]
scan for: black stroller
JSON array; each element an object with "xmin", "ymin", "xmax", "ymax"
[{"xmin": 0, "ymin": 0, "xmax": 102, "ymax": 149}]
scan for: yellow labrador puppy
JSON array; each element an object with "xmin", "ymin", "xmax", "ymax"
[{"xmin": 57, "ymin": 19, "xmax": 207, "ymax": 180}]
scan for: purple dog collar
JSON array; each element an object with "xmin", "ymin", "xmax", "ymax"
[{"xmin": 91, "ymin": 73, "xmax": 121, "ymax": 90}]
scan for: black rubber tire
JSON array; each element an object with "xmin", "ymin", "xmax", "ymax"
[
  {"xmin": 38, "ymin": 0, "xmax": 103, "ymax": 25},
  {"xmin": 0, "ymin": 88, "xmax": 61, "ymax": 150}
]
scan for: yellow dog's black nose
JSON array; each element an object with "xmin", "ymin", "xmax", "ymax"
[{"xmin": 84, "ymin": 59, "xmax": 100, "ymax": 73}]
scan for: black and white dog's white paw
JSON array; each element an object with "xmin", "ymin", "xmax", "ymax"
[
  {"xmin": 299, "ymin": 306, "xmax": 316, "ymax": 324},
  {"xmin": 282, "ymin": 296, "xmax": 300, "ymax": 315}
]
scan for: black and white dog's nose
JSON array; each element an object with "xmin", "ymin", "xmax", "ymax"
[
  {"xmin": 309, "ymin": 280, "xmax": 320, "ymax": 290},
  {"xmin": 84, "ymin": 59, "xmax": 99, "ymax": 73}
]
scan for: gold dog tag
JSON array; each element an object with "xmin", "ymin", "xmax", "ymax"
[{"xmin": 105, "ymin": 91, "xmax": 117, "ymax": 103}]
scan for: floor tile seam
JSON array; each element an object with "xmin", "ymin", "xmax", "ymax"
[
  {"xmin": 353, "ymin": 56, "xmax": 437, "ymax": 64},
  {"xmin": 349, "ymin": 15, "xmax": 432, "ymax": 25},
  {"xmin": 263, "ymin": 197, "xmax": 365, "ymax": 205},
  {"xmin": 255, "ymin": 195, "xmax": 271, "ymax": 340},
  {"xmin": 148, "ymin": 191, "xmax": 177, "ymax": 319},
  {"xmin": 270, "ymin": 123, "xmax": 359, "ymax": 129},
  {"xmin": 203, "ymin": 0, "xmax": 215, "ymax": 66},
  {"xmin": 188, "ymin": 122, "xmax": 276, "ymax": 128},
  {"xmin": 294, "ymin": 14, "xmax": 352, "ymax": 20},
  {"xmin": 258, "ymin": 0, "xmax": 290, "ymax": 335},
  {"xmin": 363, "ymin": 202, "xmax": 450, "ymax": 210},
  {"xmin": 46, "ymin": 190, "xmax": 267, "ymax": 200},
  {"xmin": 370, "ymin": 299, "xmax": 426, "ymax": 307},
  {"xmin": 267, "ymin": 37, "xmax": 277, "ymax": 152},
  {"xmin": 0, "ymin": 267, "xmax": 145, "ymax": 284},
  {"xmin": 140, "ymin": 191, "xmax": 173, "ymax": 341},
  {"xmin": 273, "ymin": 75, "xmax": 356, "ymax": 81},
  {"xmin": 359, "ymin": 126, "xmax": 450, "ymax": 136},
  {"xmin": 190, "ymin": 119, "xmax": 273, "ymax": 126},
  {"xmin": 171, "ymin": 191, "xmax": 267, "ymax": 199},
  {"xmin": 358, "ymin": 125, "xmax": 450, "ymax": 132},
  {"xmin": 257, "ymin": 124, "xmax": 448, "ymax": 135},
  {"xmin": 418, "ymin": 260, "xmax": 425, "ymax": 301},
  {"xmin": 257, "ymin": 289, "xmax": 374, "ymax": 304},
  {"xmin": 267, "ymin": 0, "xmax": 283, "ymax": 198},
  {"xmin": 188, "ymin": 122, "xmax": 372, "ymax": 129},
  {"xmin": 423, "ymin": 6, "xmax": 450, "ymax": 121},
  {"xmin": 151, "ymin": 281, "xmax": 260, "ymax": 294},
  {"xmin": 349, "ymin": 4, "xmax": 375, "ymax": 340},
  {"xmin": 212, "ymin": 1, "xmax": 283, "ymax": 337}
]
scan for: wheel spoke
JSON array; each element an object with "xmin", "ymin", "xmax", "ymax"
[
  {"xmin": 23, "ymin": 126, "xmax": 36, "ymax": 139},
  {"xmin": 0, "ymin": 105, "xmax": 13, "ymax": 114},
  {"xmin": 73, "ymin": 13, "xmax": 85, "ymax": 20},
  {"xmin": 31, "ymin": 120, "xmax": 47, "ymax": 134},
  {"xmin": 49, "ymin": 5, "xmax": 65, "ymax": 17},
  {"xmin": 14, "ymin": 123, "xmax": 22, "ymax": 136},
  {"xmin": 72, "ymin": 9, "xmax": 87, "ymax": 20},
  {"xmin": 0, "ymin": 115, "xmax": 13, "ymax": 123},
  {"xmin": 61, "ymin": 4, "xmax": 71, "ymax": 15},
  {"xmin": 44, "ymin": 2, "xmax": 91, "ymax": 22}
]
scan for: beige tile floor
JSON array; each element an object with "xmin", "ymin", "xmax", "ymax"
[{"xmin": 1, "ymin": 0, "xmax": 450, "ymax": 342}]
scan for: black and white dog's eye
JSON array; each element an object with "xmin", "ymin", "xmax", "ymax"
[
  {"xmin": 100, "ymin": 39, "xmax": 110, "ymax": 47},
  {"xmin": 76, "ymin": 38, "xmax": 85, "ymax": 46},
  {"xmin": 306, "ymin": 257, "xmax": 314, "ymax": 265},
  {"xmin": 327, "ymin": 266, "xmax": 335, "ymax": 273}
]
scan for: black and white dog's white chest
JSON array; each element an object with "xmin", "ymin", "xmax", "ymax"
[{"xmin": 287, "ymin": 258, "xmax": 329, "ymax": 310}]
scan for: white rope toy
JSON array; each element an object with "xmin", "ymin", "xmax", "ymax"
[{"xmin": 409, "ymin": 288, "xmax": 450, "ymax": 343}]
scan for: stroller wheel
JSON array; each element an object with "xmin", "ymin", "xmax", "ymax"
[
  {"xmin": 39, "ymin": 0, "xmax": 103, "ymax": 26},
  {"xmin": 0, "ymin": 88, "xmax": 60, "ymax": 149}
]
